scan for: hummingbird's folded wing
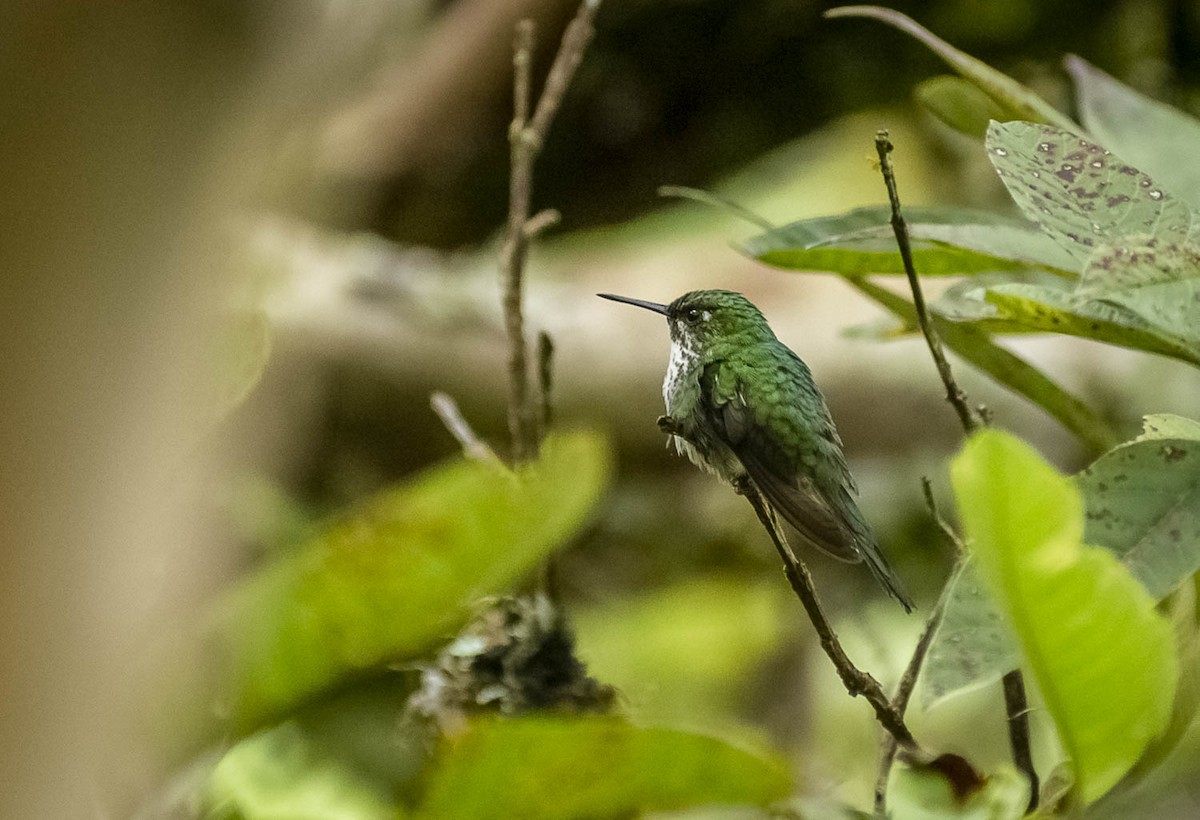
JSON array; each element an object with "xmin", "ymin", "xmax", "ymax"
[{"xmin": 702, "ymin": 361, "xmax": 861, "ymax": 563}]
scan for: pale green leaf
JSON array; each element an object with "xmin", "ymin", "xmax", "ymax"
[
  {"xmin": 1118, "ymin": 579, "xmax": 1200, "ymax": 789},
  {"xmin": 985, "ymin": 283, "xmax": 1200, "ymax": 365},
  {"xmin": 1067, "ymin": 55, "xmax": 1200, "ymax": 211},
  {"xmin": 1139, "ymin": 413, "xmax": 1200, "ymax": 440},
  {"xmin": 167, "ymin": 431, "xmax": 612, "ymax": 741},
  {"xmin": 986, "ymin": 121, "xmax": 1200, "ymax": 262},
  {"xmin": 951, "ymin": 430, "xmax": 1178, "ymax": 803},
  {"xmin": 206, "ymin": 722, "xmax": 403, "ymax": 820},
  {"xmin": 1078, "ymin": 240, "xmax": 1200, "ymax": 347},
  {"xmin": 825, "ymin": 7, "xmax": 1074, "ymax": 129},
  {"xmin": 924, "ymin": 415, "xmax": 1200, "ymax": 709},
  {"xmin": 1076, "ymin": 420, "xmax": 1200, "ymax": 599},
  {"xmin": 743, "ymin": 205, "xmax": 1074, "ymax": 276},
  {"xmin": 921, "ymin": 559, "xmax": 1018, "ymax": 708},
  {"xmin": 415, "ymin": 717, "xmax": 792, "ymax": 820}
]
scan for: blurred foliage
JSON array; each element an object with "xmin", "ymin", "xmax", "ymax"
[
  {"xmin": 168, "ymin": 431, "xmax": 611, "ymax": 744},
  {"xmin": 137, "ymin": 3, "xmax": 1200, "ymax": 819},
  {"xmin": 415, "ymin": 717, "xmax": 792, "ymax": 820}
]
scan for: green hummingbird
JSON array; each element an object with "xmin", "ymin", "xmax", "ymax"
[{"xmin": 598, "ymin": 289, "xmax": 913, "ymax": 612}]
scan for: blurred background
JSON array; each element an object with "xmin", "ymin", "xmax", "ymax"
[{"xmin": 4, "ymin": 0, "xmax": 1200, "ymax": 816}]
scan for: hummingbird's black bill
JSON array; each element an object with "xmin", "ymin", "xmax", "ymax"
[{"xmin": 597, "ymin": 293, "xmax": 670, "ymax": 315}]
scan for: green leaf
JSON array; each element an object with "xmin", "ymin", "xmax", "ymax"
[
  {"xmin": 1067, "ymin": 55, "xmax": 1200, "ymax": 211},
  {"xmin": 986, "ymin": 121, "xmax": 1200, "ymax": 263},
  {"xmin": 415, "ymin": 717, "xmax": 792, "ymax": 820},
  {"xmin": 887, "ymin": 759, "xmax": 1028, "ymax": 820},
  {"xmin": 206, "ymin": 722, "xmax": 403, "ymax": 820},
  {"xmin": 825, "ymin": 6, "xmax": 1075, "ymax": 130},
  {"xmin": 1076, "ymin": 416, "xmax": 1200, "ymax": 599},
  {"xmin": 951, "ymin": 430, "xmax": 1178, "ymax": 804},
  {"xmin": 1078, "ymin": 240, "xmax": 1200, "ymax": 348},
  {"xmin": 744, "ymin": 205, "xmax": 1076, "ymax": 276},
  {"xmin": 925, "ymin": 414, "xmax": 1200, "ymax": 709},
  {"xmin": 1118, "ymin": 578, "xmax": 1200, "ymax": 789},
  {"xmin": 172, "ymin": 431, "xmax": 612, "ymax": 740},
  {"xmin": 1139, "ymin": 413, "xmax": 1200, "ymax": 440},
  {"xmin": 984, "ymin": 283, "xmax": 1200, "ymax": 365},
  {"xmin": 921, "ymin": 559, "xmax": 1019, "ymax": 708},
  {"xmin": 847, "ymin": 278, "xmax": 1121, "ymax": 453},
  {"xmin": 916, "ymin": 75, "xmax": 1009, "ymax": 139},
  {"xmin": 573, "ymin": 577, "xmax": 788, "ymax": 726}
]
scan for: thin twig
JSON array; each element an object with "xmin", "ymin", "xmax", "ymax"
[
  {"xmin": 430, "ymin": 391, "xmax": 507, "ymax": 469},
  {"xmin": 500, "ymin": 2, "xmax": 600, "ymax": 464},
  {"xmin": 523, "ymin": 208, "xmax": 562, "ymax": 240},
  {"xmin": 922, "ymin": 476, "xmax": 965, "ymax": 552},
  {"xmin": 873, "ymin": 131, "xmax": 982, "ymax": 433},
  {"xmin": 874, "ymin": 479, "xmax": 955, "ymax": 815},
  {"xmin": 740, "ymin": 480, "xmax": 918, "ymax": 751}
]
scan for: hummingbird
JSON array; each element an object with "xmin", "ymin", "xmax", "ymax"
[{"xmin": 598, "ymin": 289, "xmax": 913, "ymax": 612}]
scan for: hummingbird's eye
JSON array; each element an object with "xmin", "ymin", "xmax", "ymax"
[{"xmin": 684, "ymin": 307, "xmax": 702, "ymax": 324}]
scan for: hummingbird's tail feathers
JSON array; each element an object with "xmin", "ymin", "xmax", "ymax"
[
  {"xmin": 740, "ymin": 453, "xmax": 916, "ymax": 612},
  {"xmin": 860, "ymin": 545, "xmax": 916, "ymax": 614}
]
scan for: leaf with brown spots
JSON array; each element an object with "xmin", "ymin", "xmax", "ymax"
[
  {"xmin": 986, "ymin": 122, "xmax": 1200, "ymax": 263},
  {"xmin": 1077, "ymin": 415, "xmax": 1200, "ymax": 598},
  {"xmin": 1078, "ymin": 239, "xmax": 1200, "ymax": 347}
]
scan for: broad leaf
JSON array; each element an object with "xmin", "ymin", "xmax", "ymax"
[
  {"xmin": 415, "ymin": 717, "xmax": 792, "ymax": 820},
  {"xmin": 1077, "ymin": 415, "xmax": 1200, "ymax": 598},
  {"xmin": 167, "ymin": 431, "xmax": 613, "ymax": 742},
  {"xmin": 1078, "ymin": 240, "xmax": 1200, "ymax": 348},
  {"xmin": 1118, "ymin": 579, "xmax": 1200, "ymax": 789},
  {"xmin": 951, "ymin": 430, "xmax": 1177, "ymax": 804},
  {"xmin": 1067, "ymin": 55, "xmax": 1200, "ymax": 211},
  {"xmin": 744, "ymin": 205, "xmax": 1075, "ymax": 276},
  {"xmin": 986, "ymin": 121, "xmax": 1200, "ymax": 263},
  {"xmin": 985, "ymin": 283, "xmax": 1200, "ymax": 365},
  {"xmin": 206, "ymin": 722, "xmax": 402, "ymax": 820},
  {"xmin": 921, "ymin": 559, "xmax": 1018, "ymax": 708},
  {"xmin": 925, "ymin": 415, "xmax": 1200, "ymax": 709}
]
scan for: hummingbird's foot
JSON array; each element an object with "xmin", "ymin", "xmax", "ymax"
[
  {"xmin": 732, "ymin": 474, "xmax": 754, "ymax": 497},
  {"xmin": 656, "ymin": 415, "xmax": 682, "ymax": 437}
]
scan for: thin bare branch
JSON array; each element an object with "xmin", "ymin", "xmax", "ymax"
[
  {"xmin": 739, "ymin": 478, "xmax": 919, "ymax": 752},
  {"xmin": 501, "ymin": 2, "xmax": 601, "ymax": 464},
  {"xmin": 430, "ymin": 391, "xmax": 506, "ymax": 469},
  {"xmin": 523, "ymin": 208, "xmax": 561, "ymax": 239},
  {"xmin": 874, "ymin": 130, "xmax": 983, "ymax": 434}
]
